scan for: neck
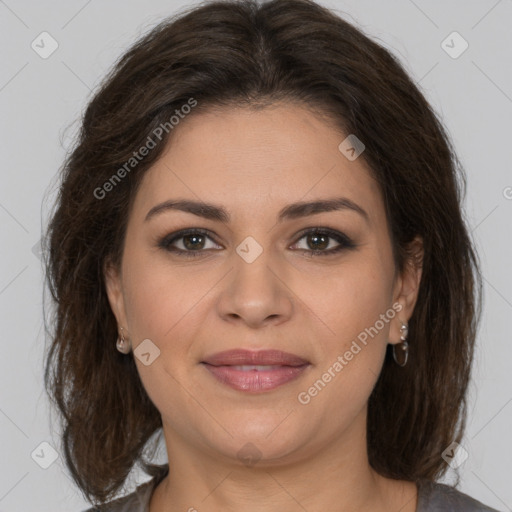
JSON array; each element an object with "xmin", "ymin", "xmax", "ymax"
[{"xmin": 149, "ymin": 413, "xmax": 417, "ymax": 512}]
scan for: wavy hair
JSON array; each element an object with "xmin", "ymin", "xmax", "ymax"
[{"xmin": 43, "ymin": 0, "xmax": 482, "ymax": 506}]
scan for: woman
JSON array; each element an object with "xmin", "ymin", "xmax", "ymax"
[{"xmin": 43, "ymin": 0, "xmax": 499, "ymax": 510}]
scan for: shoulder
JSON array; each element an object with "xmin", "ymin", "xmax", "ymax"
[
  {"xmin": 81, "ymin": 477, "xmax": 157, "ymax": 512},
  {"xmin": 417, "ymin": 480, "xmax": 500, "ymax": 511}
]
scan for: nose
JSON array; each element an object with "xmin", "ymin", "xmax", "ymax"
[{"xmin": 216, "ymin": 250, "xmax": 294, "ymax": 329}]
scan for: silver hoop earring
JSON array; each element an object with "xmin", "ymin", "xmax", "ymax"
[
  {"xmin": 116, "ymin": 327, "xmax": 131, "ymax": 354},
  {"xmin": 392, "ymin": 322, "xmax": 409, "ymax": 367}
]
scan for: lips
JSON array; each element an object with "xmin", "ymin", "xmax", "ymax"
[
  {"xmin": 201, "ymin": 349, "xmax": 310, "ymax": 392},
  {"xmin": 202, "ymin": 349, "xmax": 309, "ymax": 367}
]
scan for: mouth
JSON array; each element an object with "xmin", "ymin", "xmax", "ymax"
[
  {"xmin": 202, "ymin": 348, "xmax": 309, "ymax": 367},
  {"xmin": 201, "ymin": 349, "xmax": 310, "ymax": 392}
]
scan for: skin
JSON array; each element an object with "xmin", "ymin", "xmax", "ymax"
[{"xmin": 105, "ymin": 102, "xmax": 424, "ymax": 512}]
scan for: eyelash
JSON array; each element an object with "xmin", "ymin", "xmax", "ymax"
[{"xmin": 157, "ymin": 227, "xmax": 356, "ymax": 259}]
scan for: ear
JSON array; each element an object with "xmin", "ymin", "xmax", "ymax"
[
  {"xmin": 389, "ymin": 236, "xmax": 424, "ymax": 345},
  {"xmin": 103, "ymin": 258, "xmax": 128, "ymax": 333}
]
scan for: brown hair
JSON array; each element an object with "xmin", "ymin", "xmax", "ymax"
[{"xmin": 43, "ymin": 0, "xmax": 482, "ymax": 506}]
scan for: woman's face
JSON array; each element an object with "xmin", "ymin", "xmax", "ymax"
[{"xmin": 106, "ymin": 102, "xmax": 422, "ymax": 466}]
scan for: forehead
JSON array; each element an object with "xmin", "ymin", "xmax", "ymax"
[{"xmin": 132, "ymin": 102, "xmax": 384, "ymax": 226}]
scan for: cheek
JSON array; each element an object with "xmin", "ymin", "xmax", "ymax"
[
  {"xmin": 296, "ymin": 251, "xmax": 395, "ymax": 411},
  {"xmin": 120, "ymin": 247, "xmax": 218, "ymax": 375},
  {"xmin": 123, "ymin": 266, "xmax": 168, "ymax": 339},
  {"xmin": 303, "ymin": 252, "xmax": 394, "ymax": 348},
  {"xmin": 120, "ymin": 250, "xmax": 206, "ymax": 408},
  {"xmin": 121, "ymin": 246, "xmax": 194, "ymax": 344},
  {"xmin": 295, "ymin": 255, "xmax": 394, "ymax": 407}
]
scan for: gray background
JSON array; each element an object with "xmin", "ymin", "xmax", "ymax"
[{"xmin": 0, "ymin": 0, "xmax": 511, "ymax": 510}]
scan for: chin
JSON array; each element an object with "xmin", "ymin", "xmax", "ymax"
[{"xmin": 207, "ymin": 426, "xmax": 306, "ymax": 465}]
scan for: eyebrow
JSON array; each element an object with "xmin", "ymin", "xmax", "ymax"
[{"xmin": 144, "ymin": 197, "xmax": 370, "ymax": 224}]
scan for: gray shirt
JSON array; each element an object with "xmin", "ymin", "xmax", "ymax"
[{"xmin": 83, "ymin": 473, "xmax": 501, "ymax": 511}]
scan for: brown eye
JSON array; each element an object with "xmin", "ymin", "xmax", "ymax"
[
  {"xmin": 181, "ymin": 233, "xmax": 207, "ymax": 250},
  {"xmin": 158, "ymin": 229, "xmax": 222, "ymax": 258},
  {"xmin": 305, "ymin": 232, "xmax": 330, "ymax": 251},
  {"xmin": 291, "ymin": 228, "xmax": 355, "ymax": 256}
]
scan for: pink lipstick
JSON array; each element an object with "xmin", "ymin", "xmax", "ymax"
[{"xmin": 201, "ymin": 349, "xmax": 310, "ymax": 392}]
